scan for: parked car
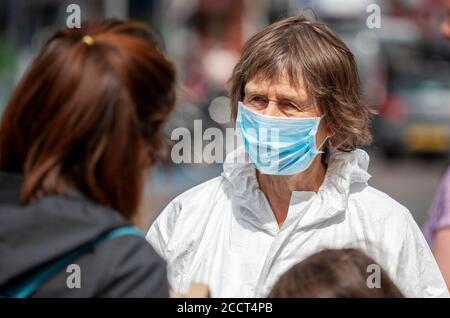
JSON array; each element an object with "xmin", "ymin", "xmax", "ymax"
[{"xmin": 374, "ymin": 77, "xmax": 450, "ymax": 157}]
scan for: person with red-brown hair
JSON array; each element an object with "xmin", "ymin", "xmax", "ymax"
[{"xmin": 0, "ymin": 19, "xmax": 176, "ymax": 297}]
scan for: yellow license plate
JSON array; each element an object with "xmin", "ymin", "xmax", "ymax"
[{"xmin": 404, "ymin": 124, "xmax": 450, "ymax": 151}]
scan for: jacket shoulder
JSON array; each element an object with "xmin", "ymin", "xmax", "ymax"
[
  {"xmin": 159, "ymin": 175, "xmax": 226, "ymax": 217},
  {"xmin": 34, "ymin": 235, "xmax": 168, "ymax": 297},
  {"xmin": 350, "ymin": 185, "xmax": 412, "ymax": 223},
  {"xmin": 146, "ymin": 176, "xmax": 227, "ymax": 257},
  {"xmin": 93, "ymin": 235, "xmax": 169, "ymax": 297},
  {"xmin": 175, "ymin": 175, "xmax": 226, "ymax": 203}
]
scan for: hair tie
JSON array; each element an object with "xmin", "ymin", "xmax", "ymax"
[{"xmin": 82, "ymin": 35, "xmax": 95, "ymax": 47}]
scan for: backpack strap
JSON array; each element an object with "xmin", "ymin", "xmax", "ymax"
[{"xmin": 1, "ymin": 225, "xmax": 143, "ymax": 298}]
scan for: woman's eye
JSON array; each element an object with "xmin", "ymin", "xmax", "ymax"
[
  {"xmin": 282, "ymin": 103, "xmax": 300, "ymax": 111},
  {"xmin": 288, "ymin": 102, "xmax": 311, "ymax": 113},
  {"xmin": 249, "ymin": 97, "xmax": 266, "ymax": 106}
]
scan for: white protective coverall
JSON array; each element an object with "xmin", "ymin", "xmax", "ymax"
[{"xmin": 147, "ymin": 147, "xmax": 449, "ymax": 298}]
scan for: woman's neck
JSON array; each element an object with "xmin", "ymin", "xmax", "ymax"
[{"xmin": 257, "ymin": 155, "xmax": 327, "ymax": 228}]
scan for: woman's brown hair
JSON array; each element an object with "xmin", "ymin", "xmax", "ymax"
[
  {"xmin": 228, "ymin": 16, "xmax": 374, "ymax": 152},
  {"xmin": 268, "ymin": 248, "xmax": 404, "ymax": 298},
  {"xmin": 0, "ymin": 19, "xmax": 176, "ymax": 219}
]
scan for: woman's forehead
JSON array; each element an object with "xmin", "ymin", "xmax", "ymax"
[{"xmin": 244, "ymin": 73, "xmax": 309, "ymax": 101}]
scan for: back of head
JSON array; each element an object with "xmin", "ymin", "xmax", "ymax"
[
  {"xmin": 0, "ymin": 19, "xmax": 176, "ymax": 219},
  {"xmin": 268, "ymin": 248, "xmax": 404, "ymax": 298}
]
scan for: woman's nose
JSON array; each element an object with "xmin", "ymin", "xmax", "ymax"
[{"xmin": 262, "ymin": 101, "xmax": 282, "ymax": 117}]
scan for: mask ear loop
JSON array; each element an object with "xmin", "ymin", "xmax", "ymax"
[
  {"xmin": 316, "ymin": 136, "xmax": 329, "ymax": 154},
  {"xmin": 316, "ymin": 113, "xmax": 329, "ymax": 154}
]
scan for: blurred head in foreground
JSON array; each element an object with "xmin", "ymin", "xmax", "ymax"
[
  {"xmin": 0, "ymin": 19, "xmax": 176, "ymax": 220},
  {"xmin": 268, "ymin": 248, "xmax": 404, "ymax": 298}
]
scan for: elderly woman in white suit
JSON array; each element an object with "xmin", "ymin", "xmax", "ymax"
[{"xmin": 147, "ymin": 16, "xmax": 449, "ymax": 298}]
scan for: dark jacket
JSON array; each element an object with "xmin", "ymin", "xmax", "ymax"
[{"xmin": 0, "ymin": 173, "xmax": 168, "ymax": 297}]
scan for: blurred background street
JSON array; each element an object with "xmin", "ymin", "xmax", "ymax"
[{"xmin": 0, "ymin": 0, "xmax": 449, "ymax": 230}]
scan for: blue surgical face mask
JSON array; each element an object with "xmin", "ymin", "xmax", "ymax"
[{"xmin": 235, "ymin": 101, "xmax": 328, "ymax": 175}]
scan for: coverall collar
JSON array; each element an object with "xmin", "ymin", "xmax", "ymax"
[{"xmin": 222, "ymin": 147, "xmax": 372, "ymax": 233}]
